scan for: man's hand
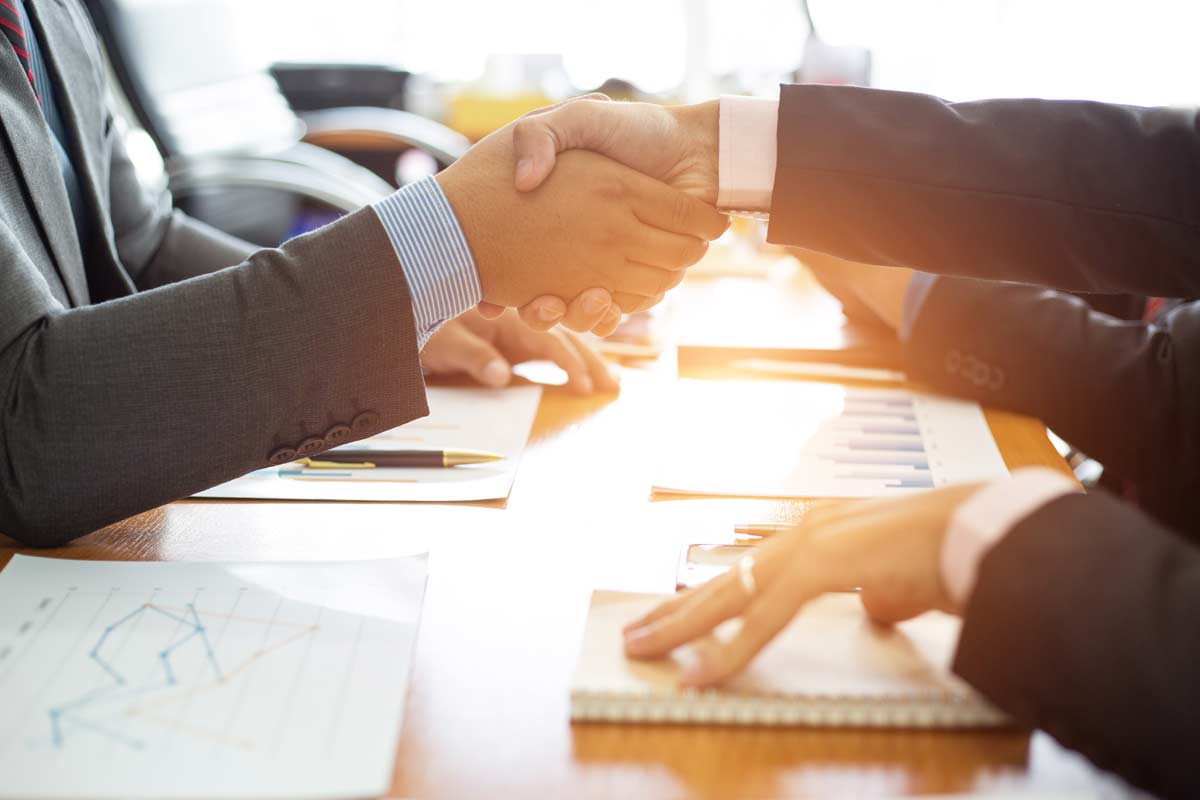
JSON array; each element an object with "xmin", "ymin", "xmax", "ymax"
[
  {"xmin": 420, "ymin": 308, "xmax": 619, "ymax": 396},
  {"xmin": 621, "ymin": 483, "xmax": 982, "ymax": 687},
  {"xmin": 511, "ymin": 97, "xmax": 721, "ymax": 203},
  {"xmin": 436, "ymin": 116, "xmax": 728, "ymax": 317},
  {"xmin": 477, "ymin": 287, "xmax": 624, "ymax": 337},
  {"xmin": 488, "ymin": 97, "xmax": 722, "ymax": 333}
]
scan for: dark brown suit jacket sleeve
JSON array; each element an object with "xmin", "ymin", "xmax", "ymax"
[
  {"xmin": 954, "ymin": 492, "xmax": 1200, "ymax": 798},
  {"xmin": 904, "ymin": 280, "xmax": 1200, "ymax": 530},
  {"xmin": 767, "ymin": 84, "xmax": 1200, "ymax": 297}
]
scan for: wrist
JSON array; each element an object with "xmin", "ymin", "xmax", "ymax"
[
  {"xmin": 671, "ymin": 100, "xmax": 720, "ymax": 204},
  {"xmin": 436, "ymin": 167, "xmax": 502, "ymax": 306}
]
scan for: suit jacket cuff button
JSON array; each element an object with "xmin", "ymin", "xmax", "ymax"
[
  {"xmin": 268, "ymin": 447, "xmax": 297, "ymax": 465},
  {"xmin": 351, "ymin": 411, "xmax": 381, "ymax": 434}
]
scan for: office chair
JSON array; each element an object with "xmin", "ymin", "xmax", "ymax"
[{"xmin": 83, "ymin": 0, "xmax": 470, "ymax": 246}]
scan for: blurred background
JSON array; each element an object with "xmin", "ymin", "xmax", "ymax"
[
  {"xmin": 94, "ymin": 0, "xmax": 1200, "ymax": 246},
  {"xmin": 86, "ymin": 0, "xmax": 1199, "ymax": 481}
]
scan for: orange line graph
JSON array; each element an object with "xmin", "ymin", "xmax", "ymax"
[{"xmin": 117, "ymin": 622, "xmax": 321, "ymax": 750}]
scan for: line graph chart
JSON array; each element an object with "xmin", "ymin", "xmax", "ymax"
[{"xmin": 0, "ymin": 555, "xmax": 427, "ymax": 799}]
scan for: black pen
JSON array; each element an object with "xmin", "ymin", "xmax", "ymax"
[{"xmin": 297, "ymin": 449, "xmax": 503, "ymax": 469}]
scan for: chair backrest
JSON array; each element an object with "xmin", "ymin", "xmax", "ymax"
[{"xmin": 83, "ymin": 0, "xmax": 301, "ymax": 159}]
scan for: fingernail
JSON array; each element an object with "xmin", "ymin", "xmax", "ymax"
[
  {"xmin": 537, "ymin": 304, "xmax": 563, "ymax": 322},
  {"xmin": 624, "ymin": 627, "xmax": 655, "ymax": 656},
  {"xmin": 515, "ymin": 158, "xmax": 533, "ymax": 186},
  {"xmin": 679, "ymin": 656, "xmax": 712, "ymax": 688},
  {"xmin": 583, "ymin": 294, "xmax": 608, "ymax": 314},
  {"xmin": 481, "ymin": 358, "xmax": 511, "ymax": 386}
]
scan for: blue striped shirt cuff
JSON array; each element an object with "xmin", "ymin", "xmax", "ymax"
[{"xmin": 372, "ymin": 176, "xmax": 482, "ymax": 348}]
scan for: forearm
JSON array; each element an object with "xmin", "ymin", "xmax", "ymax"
[
  {"xmin": 954, "ymin": 492, "xmax": 1200, "ymax": 798},
  {"xmin": 0, "ymin": 207, "xmax": 426, "ymax": 545},
  {"xmin": 132, "ymin": 210, "xmax": 258, "ymax": 289},
  {"xmin": 905, "ymin": 279, "xmax": 1200, "ymax": 502},
  {"xmin": 724, "ymin": 86, "xmax": 1200, "ymax": 295},
  {"xmin": 106, "ymin": 119, "xmax": 257, "ymax": 289}
]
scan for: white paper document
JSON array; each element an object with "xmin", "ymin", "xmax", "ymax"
[
  {"xmin": 0, "ymin": 554, "xmax": 428, "ymax": 800},
  {"xmin": 197, "ymin": 385, "xmax": 542, "ymax": 502},
  {"xmin": 652, "ymin": 380, "xmax": 1009, "ymax": 498}
]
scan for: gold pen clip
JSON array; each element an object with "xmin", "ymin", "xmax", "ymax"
[{"xmin": 295, "ymin": 458, "xmax": 377, "ymax": 470}]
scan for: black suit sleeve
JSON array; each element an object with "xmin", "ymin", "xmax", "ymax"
[
  {"xmin": 954, "ymin": 492, "xmax": 1200, "ymax": 798},
  {"xmin": 767, "ymin": 84, "xmax": 1200, "ymax": 296},
  {"xmin": 903, "ymin": 280, "xmax": 1200, "ymax": 529}
]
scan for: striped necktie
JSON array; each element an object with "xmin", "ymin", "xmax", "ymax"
[{"xmin": 0, "ymin": 0, "xmax": 39, "ymax": 103}]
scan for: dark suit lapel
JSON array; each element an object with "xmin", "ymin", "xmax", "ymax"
[
  {"xmin": 25, "ymin": 0, "xmax": 136, "ymax": 300},
  {"xmin": 0, "ymin": 22, "xmax": 87, "ymax": 306}
]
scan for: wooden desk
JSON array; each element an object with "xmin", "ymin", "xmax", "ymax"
[{"xmin": 0, "ymin": 273, "xmax": 1118, "ymax": 799}]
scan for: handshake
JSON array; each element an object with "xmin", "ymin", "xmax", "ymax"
[{"xmin": 436, "ymin": 96, "xmax": 724, "ymax": 335}]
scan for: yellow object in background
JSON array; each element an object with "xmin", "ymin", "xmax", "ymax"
[{"xmin": 445, "ymin": 89, "xmax": 557, "ymax": 141}]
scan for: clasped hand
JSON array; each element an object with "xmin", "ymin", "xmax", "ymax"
[{"xmin": 435, "ymin": 95, "xmax": 726, "ymax": 335}]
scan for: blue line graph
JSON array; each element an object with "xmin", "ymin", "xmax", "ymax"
[{"xmin": 48, "ymin": 603, "xmax": 223, "ymax": 750}]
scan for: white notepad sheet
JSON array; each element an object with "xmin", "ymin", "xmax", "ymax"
[
  {"xmin": 197, "ymin": 384, "xmax": 541, "ymax": 502},
  {"xmin": 570, "ymin": 590, "xmax": 1006, "ymax": 728},
  {"xmin": 652, "ymin": 380, "xmax": 1008, "ymax": 499},
  {"xmin": 0, "ymin": 554, "xmax": 428, "ymax": 800}
]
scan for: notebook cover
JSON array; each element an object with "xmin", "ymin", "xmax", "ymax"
[{"xmin": 570, "ymin": 591, "xmax": 1008, "ymax": 728}]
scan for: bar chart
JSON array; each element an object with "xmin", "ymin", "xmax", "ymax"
[{"xmin": 653, "ymin": 381, "xmax": 1009, "ymax": 499}]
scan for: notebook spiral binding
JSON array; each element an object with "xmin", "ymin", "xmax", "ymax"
[{"xmin": 570, "ymin": 687, "xmax": 1010, "ymax": 728}]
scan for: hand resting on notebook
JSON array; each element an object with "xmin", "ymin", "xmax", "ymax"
[{"xmin": 622, "ymin": 483, "xmax": 982, "ymax": 687}]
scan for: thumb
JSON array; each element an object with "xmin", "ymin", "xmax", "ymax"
[
  {"xmin": 450, "ymin": 329, "xmax": 513, "ymax": 387},
  {"xmin": 512, "ymin": 98, "xmax": 610, "ymax": 192},
  {"xmin": 512, "ymin": 117, "xmax": 561, "ymax": 192}
]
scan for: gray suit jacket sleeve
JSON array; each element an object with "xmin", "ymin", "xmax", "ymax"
[
  {"xmin": 0, "ymin": 206, "xmax": 428, "ymax": 546},
  {"xmin": 767, "ymin": 85, "xmax": 1200, "ymax": 296},
  {"xmin": 105, "ymin": 115, "xmax": 258, "ymax": 287}
]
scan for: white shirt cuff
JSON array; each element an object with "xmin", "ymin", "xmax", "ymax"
[
  {"xmin": 717, "ymin": 95, "xmax": 779, "ymax": 213},
  {"xmin": 942, "ymin": 467, "xmax": 1082, "ymax": 607}
]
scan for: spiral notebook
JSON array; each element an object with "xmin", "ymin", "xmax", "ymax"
[{"xmin": 569, "ymin": 591, "xmax": 1008, "ymax": 728}]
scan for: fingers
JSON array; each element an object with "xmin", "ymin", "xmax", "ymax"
[
  {"xmin": 680, "ymin": 575, "xmax": 819, "ymax": 687},
  {"xmin": 626, "ymin": 227, "xmax": 709, "ymax": 271},
  {"xmin": 563, "ymin": 330, "xmax": 620, "ymax": 394},
  {"xmin": 476, "ymin": 301, "xmax": 506, "ymax": 320},
  {"xmin": 527, "ymin": 328, "xmax": 599, "ymax": 395},
  {"xmin": 593, "ymin": 304, "xmax": 623, "ymax": 337},
  {"xmin": 428, "ymin": 323, "xmax": 513, "ymax": 387},
  {"xmin": 611, "ymin": 291, "xmax": 663, "ymax": 314},
  {"xmin": 560, "ymin": 288, "xmax": 614, "ymax": 333},
  {"xmin": 629, "ymin": 176, "xmax": 730, "ymax": 241},
  {"xmin": 607, "ymin": 261, "xmax": 678, "ymax": 299},
  {"xmin": 516, "ymin": 296, "xmax": 567, "ymax": 332},
  {"xmin": 622, "ymin": 574, "xmax": 729, "ymax": 635},
  {"xmin": 624, "ymin": 571, "xmax": 750, "ymax": 659}
]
